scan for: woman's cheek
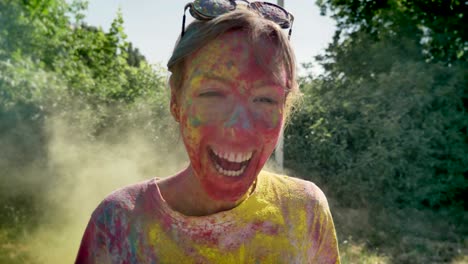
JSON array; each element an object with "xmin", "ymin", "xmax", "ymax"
[
  {"xmin": 180, "ymin": 106, "xmax": 216, "ymax": 151},
  {"xmin": 254, "ymin": 108, "xmax": 284, "ymax": 153},
  {"xmin": 179, "ymin": 108, "xmax": 201, "ymax": 150},
  {"xmin": 267, "ymin": 108, "xmax": 283, "ymax": 128},
  {"xmin": 253, "ymin": 107, "xmax": 284, "ymax": 130}
]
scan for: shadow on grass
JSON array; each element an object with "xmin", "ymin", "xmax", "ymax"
[
  {"xmin": 0, "ymin": 195, "xmax": 40, "ymax": 264},
  {"xmin": 332, "ymin": 204, "xmax": 468, "ymax": 263}
]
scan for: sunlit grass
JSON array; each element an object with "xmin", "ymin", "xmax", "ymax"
[
  {"xmin": 452, "ymin": 255, "xmax": 468, "ymax": 264},
  {"xmin": 339, "ymin": 242, "xmax": 390, "ymax": 264},
  {"xmin": 0, "ymin": 228, "xmax": 31, "ymax": 264}
]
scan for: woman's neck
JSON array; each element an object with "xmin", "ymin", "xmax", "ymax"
[{"xmin": 158, "ymin": 166, "xmax": 250, "ymax": 216}]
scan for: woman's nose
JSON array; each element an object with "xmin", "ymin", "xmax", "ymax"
[{"xmin": 224, "ymin": 104, "xmax": 253, "ymax": 131}]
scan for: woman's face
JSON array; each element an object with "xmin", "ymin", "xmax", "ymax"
[{"xmin": 174, "ymin": 30, "xmax": 287, "ymax": 202}]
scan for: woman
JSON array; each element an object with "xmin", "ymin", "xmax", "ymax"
[{"xmin": 76, "ymin": 2, "xmax": 340, "ymax": 263}]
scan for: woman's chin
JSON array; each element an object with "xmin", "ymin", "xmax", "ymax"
[
  {"xmin": 199, "ymin": 158, "xmax": 259, "ymax": 202},
  {"xmin": 186, "ymin": 144, "xmax": 268, "ymax": 203}
]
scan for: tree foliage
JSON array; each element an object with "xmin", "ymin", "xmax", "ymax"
[
  {"xmin": 285, "ymin": 0, "xmax": 468, "ymax": 210},
  {"xmin": 0, "ymin": 0, "xmax": 172, "ymax": 224},
  {"xmin": 316, "ymin": 0, "xmax": 468, "ymax": 63}
]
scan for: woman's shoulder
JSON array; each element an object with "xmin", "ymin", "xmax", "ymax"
[
  {"xmin": 260, "ymin": 171, "xmax": 329, "ymax": 207},
  {"xmin": 91, "ymin": 177, "xmax": 159, "ymax": 218}
]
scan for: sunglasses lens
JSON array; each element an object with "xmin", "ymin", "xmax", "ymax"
[
  {"xmin": 193, "ymin": 0, "xmax": 236, "ymax": 18},
  {"xmin": 251, "ymin": 3, "xmax": 290, "ymax": 28}
]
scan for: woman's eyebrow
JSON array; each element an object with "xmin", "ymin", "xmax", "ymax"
[
  {"xmin": 189, "ymin": 71, "xmax": 285, "ymax": 90},
  {"xmin": 252, "ymin": 81, "xmax": 286, "ymax": 90},
  {"xmin": 190, "ymin": 71, "xmax": 233, "ymax": 84}
]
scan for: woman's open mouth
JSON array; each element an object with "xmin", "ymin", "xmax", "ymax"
[{"xmin": 209, "ymin": 147, "xmax": 253, "ymax": 177}]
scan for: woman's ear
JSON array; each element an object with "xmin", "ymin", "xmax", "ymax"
[
  {"xmin": 170, "ymin": 92, "xmax": 180, "ymax": 122},
  {"xmin": 169, "ymin": 76, "xmax": 180, "ymax": 122}
]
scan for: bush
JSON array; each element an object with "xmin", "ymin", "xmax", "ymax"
[{"xmin": 285, "ymin": 49, "xmax": 467, "ymax": 210}]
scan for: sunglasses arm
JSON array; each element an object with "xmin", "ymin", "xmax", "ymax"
[
  {"xmin": 181, "ymin": 3, "xmax": 192, "ymax": 37},
  {"xmin": 288, "ymin": 15, "xmax": 294, "ymax": 40}
]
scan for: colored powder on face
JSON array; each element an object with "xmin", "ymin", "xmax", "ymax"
[
  {"xmin": 224, "ymin": 106, "xmax": 252, "ymax": 130},
  {"xmin": 190, "ymin": 115, "xmax": 203, "ymax": 127},
  {"xmin": 226, "ymin": 60, "xmax": 235, "ymax": 70},
  {"xmin": 270, "ymin": 111, "xmax": 279, "ymax": 128},
  {"xmin": 173, "ymin": 31, "xmax": 287, "ymax": 202}
]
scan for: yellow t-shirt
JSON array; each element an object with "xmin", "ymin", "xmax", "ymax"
[{"xmin": 76, "ymin": 171, "xmax": 340, "ymax": 263}]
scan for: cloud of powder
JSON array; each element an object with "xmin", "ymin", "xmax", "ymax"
[
  {"xmin": 5, "ymin": 95, "xmax": 292, "ymax": 263},
  {"xmin": 20, "ymin": 109, "xmax": 187, "ymax": 263}
]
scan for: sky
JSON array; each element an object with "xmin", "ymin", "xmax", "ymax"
[{"xmin": 82, "ymin": 0, "xmax": 336, "ymax": 73}]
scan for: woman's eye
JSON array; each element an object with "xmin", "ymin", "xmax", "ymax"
[
  {"xmin": 254, "ymin": 97, "xmax": 277, "ymax": 104},
  {"xmin": 198, "ymin": 91, "xmax": 222, "ymax": 97}
]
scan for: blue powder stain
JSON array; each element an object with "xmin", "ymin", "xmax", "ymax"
[
  {"xmin": 128, "ymin": 227, "xmax": 138, "ymax": 263},
  {"xmin": 190, "ymin": 116, "xmax": 202, "ymax": 127},
  {"xmin": 225, "ymin": 106, "xmax": 251, "ymax": 129}
]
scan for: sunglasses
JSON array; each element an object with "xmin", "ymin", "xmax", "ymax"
[{"xmin": 181, "ymin": 0, "xmax": 294, "ymax": 39}]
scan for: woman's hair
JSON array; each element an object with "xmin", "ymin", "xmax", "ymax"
[{"xmin": 167, "ymin": 8, "xmax": 301, "ymax": 121}]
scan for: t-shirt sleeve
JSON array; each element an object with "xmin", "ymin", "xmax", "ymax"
[
  {"xmin": 288, "ymin": 177, "xmax": 340, "ymax": 264},
  {"xmin": 75, "ymin": 180, "xmax": 149, "ymax": 263},
  {"xmin": 75, "ymin": 207, "xmax": 112, "ymax": 264},
  {"xmin": 308, "ymin": 197, "xmax": 340, "ymax": 264}
]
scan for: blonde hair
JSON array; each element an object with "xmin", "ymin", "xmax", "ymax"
[{"xmin": 167, "ymin": 8, "xmax": 300, "ymax": 121}]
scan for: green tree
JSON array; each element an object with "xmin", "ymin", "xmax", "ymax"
[
  {"xmin": 127, "ymin": 42, "xmax": 147, "ymax": 68},
  {"xmin": 316, "ymin": 0, "xmax": 468, "ymax": 63},
  {"xmin": 285, "ymin": 0, "xmax": 468, "ymax": 210},
  {"xmin": 0, "ymin": 0, "xmax": 171, "ymax": 243}
]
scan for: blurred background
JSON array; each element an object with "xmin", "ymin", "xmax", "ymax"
[{"xmin": 0, "ymin": 0, "xmax": 466, "ymax": 263}]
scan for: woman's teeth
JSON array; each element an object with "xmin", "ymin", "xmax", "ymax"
[
  {"xmin": 215, "ymin": 163, "xmax": 247, "ymax": 177},
  {"xmin": 211, "ymin": 148, "xmax": 253, "ymax": 177},
  {"xmin": 212, "ymin": 149, "xmax": 252, "ymax": 163}
]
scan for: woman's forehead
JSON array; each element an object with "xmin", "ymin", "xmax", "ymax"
[
  {"xmin": 190, "ymin": 31, "xmax": 254, "ymax": 65},
  {"xmin": 184, "ymin": 30, "xmax": 285, "ymax": 83}
]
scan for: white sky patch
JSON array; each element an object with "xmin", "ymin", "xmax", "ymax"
[{"xmin": 79, "ymin": 0, "xmax": 336, "ymax": 75}]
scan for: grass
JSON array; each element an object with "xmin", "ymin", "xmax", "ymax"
[
  {"xmin": 332, "ymin": 205, "xmax": 468, "ymax": 263},
  {"xmin": 0, "ymin": 228, "xmax": 32, "ymax": 264},
  {"xmin": 339, "ymin": 242, "xmax": 390, "ymax": 264}
]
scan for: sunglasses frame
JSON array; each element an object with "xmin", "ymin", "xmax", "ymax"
[{"xmin": 181, "ymin": 0, "xmax": 294, "ymax": 39}]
